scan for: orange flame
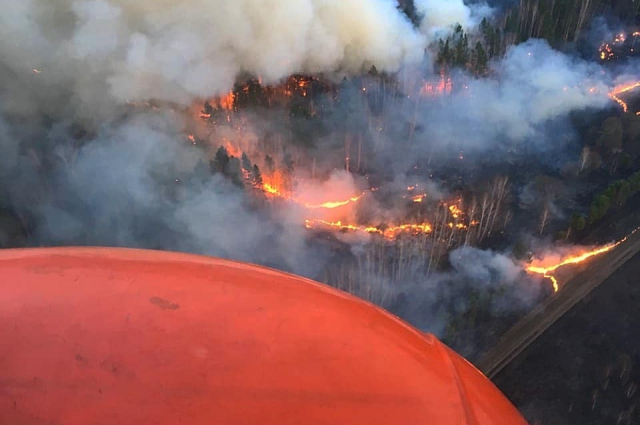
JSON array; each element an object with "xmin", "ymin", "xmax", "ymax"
[
  {"xmin": 302, "ymin": 194, "xmax": 365, "ymax": 210},
  {"xmin": 526, "ymin": 239, "xmax": 627, "ymax": 292},
  {"xmin": 262, "ymin": 183, "xmax": 283, "ymax": 197},
  {"xmin": 223, "ymin": 142, "xmax": 241, "ymax": 158},
  {"xmin": 258, "ymin": 177, "xmax": 363, "ymax": 211},
  {"xmin": 218, "ymin": 92, "xmax": 235, "ymax": 110},
  {"xmin": 421, "ymin": 72, "xmax": 452, "ymax": 97},
  {"xmin": 305, "ymin": 219, "xmax": 433, "ymax": 240},
  {"xmin": 609, "ymin": 81, "xmax": 640, "ymax": 113}
]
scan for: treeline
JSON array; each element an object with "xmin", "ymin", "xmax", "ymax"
[
  {"xmin": 435, "ymin": 20, "xmax": 506, "ymax": 75},
  {"xmin": 570, "ymin": 170, "xmax": 640, "ymax": 233},
  {"xmin": 433, "ymin": 0, "xmax": 640, "ymax": 73},
  {"xmin": 513, "ymin": 0, "xmax": 640, "ymax": 45}
]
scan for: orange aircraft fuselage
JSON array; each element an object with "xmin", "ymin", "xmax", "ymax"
[{"xmin": 0, "ymin": 248, "xmax": 527, "ymax": 425}]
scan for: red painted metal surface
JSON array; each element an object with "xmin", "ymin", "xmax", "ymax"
[{"xmin": 0, "ymin": 248, "xmax": 527, "ymax": 425}]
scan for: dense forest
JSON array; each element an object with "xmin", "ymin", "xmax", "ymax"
[{"xmin": 401, "ymin": 0, "xmax": 640, "ymax": 49}]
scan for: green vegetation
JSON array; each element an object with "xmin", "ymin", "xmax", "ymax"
[
  {"xmin": 570, "ymin": 171, "xmax": 640, "ymax": 231},
  {"xmin": 435, "ymin": 21, "xmax": 500, "ymax": 75}
]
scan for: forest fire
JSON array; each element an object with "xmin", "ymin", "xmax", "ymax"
[
  {"xmin": 526, "ymin": 240, "xmax": 626, "ymax": 292},
  {"xmin": 609, "ymin": 81, "xmax": 640, "ymax": 113},
  {"xmin": 192, "ymin": 81, "xmax": 460, "ymax": 241},
  {"xmin": 186, "ymin": 68, "xmax": 638, "ymax": 271},
  {"xmin": 191, "ymin": 87, "xmax": 491, "ymax": 245}
]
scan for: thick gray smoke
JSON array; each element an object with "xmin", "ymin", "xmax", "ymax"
[
  {"xmin": 0, "ymin": 0, "xmax": 441, "ymax": 277},
  {"xmin": 391, "ymin": 246, "xmax": 542, "ymax": 357},
  {"xmin": 0, "ymin": 0, "xmax": 637, "ymax": 346}
]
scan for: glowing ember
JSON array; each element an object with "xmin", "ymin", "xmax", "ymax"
[
  {"xmin": 526, "ymin": 239, "xmax": 627, "ymax": 292},
  {"xmin": 412, "ymin": 194, "xmax": 426, "ymax": 203},
  {"xmin": 609, "ymin": 81, "xmax": 640, "ymax": 113}
]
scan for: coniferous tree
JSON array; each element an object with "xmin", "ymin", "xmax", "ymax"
[
  {"xmin": 474, "ymin": 42, "xmax": 488, "ymax": 75},
  {"xmin": 264, "ymin": 155, "xmax": 275, "ymax": 175},
  {"xmin": 241, "ymin": 153, "xmax": 253, "ymax": 176},
  {"xmin": 227, "ymin": 157, "xmax": 244, "ymax": 188},
  {"xmin": 212, "ymin": 146, "xmax": 230, "ymax": 174},
  {"xmin": 454, "ymin": 33, "xmax": 470, "ymax": 67},
  {"xmin": 437, "ymin": 39, "xmax": 452, "ymax": 68},
  {"xmin": 253, "ymin": 165, "xmax": 263, "ymax": 186}
]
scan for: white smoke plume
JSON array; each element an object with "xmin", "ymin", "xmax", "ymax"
[
  {"xmin": 416, "ymin": 0, "xmax": 493, "ymax": 40},
  {"xmin": 1, "ymin": 0, "xmax": 432, "ymax": 111}
]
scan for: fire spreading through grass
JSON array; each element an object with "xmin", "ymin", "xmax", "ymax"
[
  {"xmin": 304, "ymin": 219, "xmax": 434, "ymax": 240},
  {"xmin": 260, "ymin": 178, "xmax": 449, "ymax": 241},
  {"xmin": 525, "ymin": 236, "xmax": 631, "ymax": 292},
  {"xmin": 261, "ymin": 180, "xmax": 448, "ymax": 241},
  {"xmin": 609, "ymin": 81, "xmax": 640, "ymax": 114},
  {"xmin": 599, "ymin": 30, "xmax": 640, "ymax": 115}
]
